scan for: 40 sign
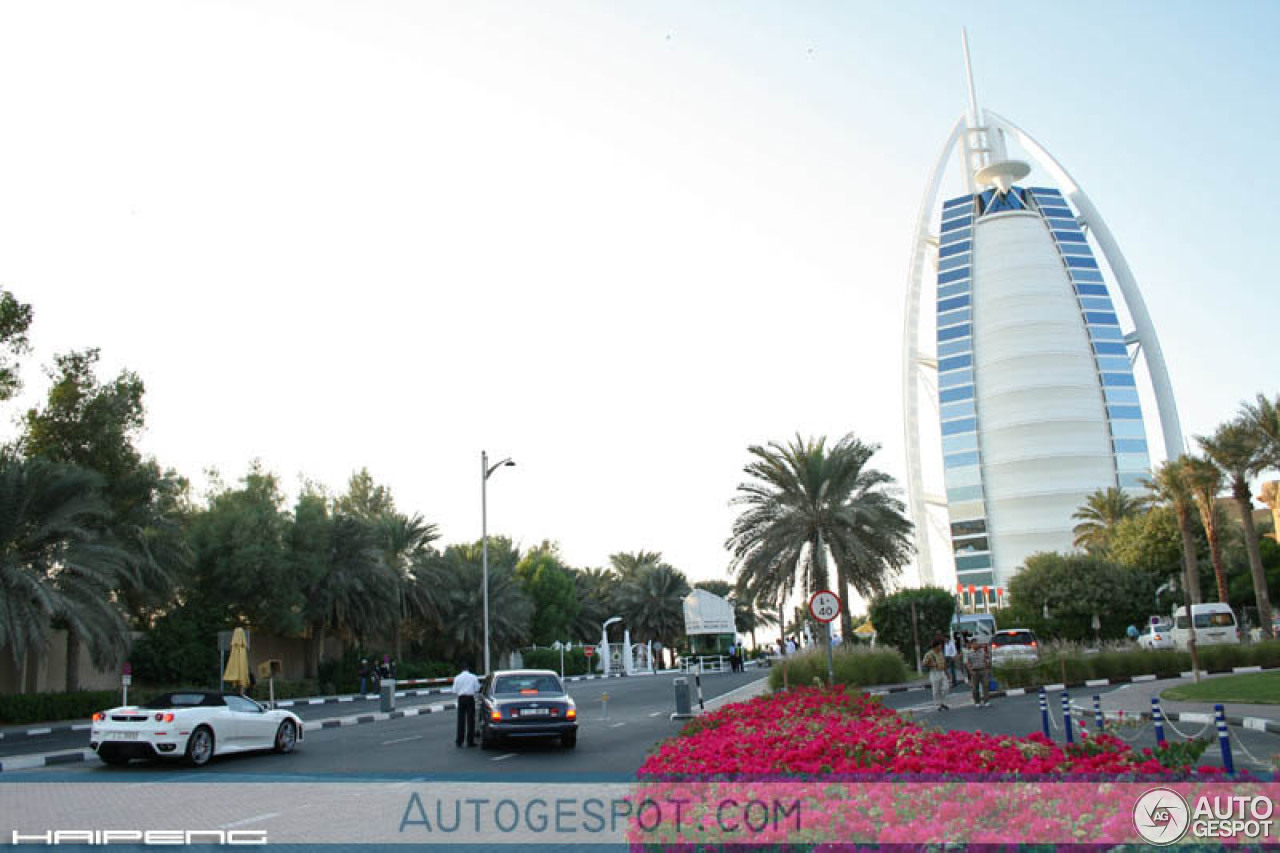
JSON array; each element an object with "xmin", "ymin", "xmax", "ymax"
[{"xmin": 809, "ymin": 591, "xmax": 842, "ymax": 623}]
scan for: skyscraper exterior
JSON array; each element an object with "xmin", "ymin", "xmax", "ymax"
[{"xmin": 902, "ymin": 36, "xmax": 1183, "ymax": 596}]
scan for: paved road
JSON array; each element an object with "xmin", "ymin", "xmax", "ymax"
[
  {"xmin": 876, "ymin": 681, "xmax": 1278, "ymax": 773},
  {"xmin": 1, "ymin": 670, "xmax": 765, "ymax": 776}
]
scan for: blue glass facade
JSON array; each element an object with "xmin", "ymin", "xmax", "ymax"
[
  {"xmin": 936, "ymin": 194, "xmax": 993, "ymax": 588},
  {"xmin": 1025, "ymin": 187, "xmax": 1151, "ymax": 490}
]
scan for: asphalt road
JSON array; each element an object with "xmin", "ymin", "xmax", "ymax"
[
  {"xmin": 876, "ymin": 681, "xmax": 1278, "ymax": 773},
  {"xmin": 0, "ymin": 670, "xmax": 766, "ymax": 776}
]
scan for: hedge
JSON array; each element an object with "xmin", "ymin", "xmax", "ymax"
[
  {"xmin": 521, "ymin": 648, "xmax": 594, "ymax": 677},
  {"xmin": 993, "ymin": 640, "xmax": 1280, "ymax": 689},
  {"xmin": 768, "ymin": 646, "xmax": 911, "ymax": 691}
]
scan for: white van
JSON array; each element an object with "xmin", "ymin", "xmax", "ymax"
[
  {"xmin": 1171, "ymin": 603, "xmax": 1240, "ymax": 649},
  {"xmin": 951, "ymin": 613, "xmax": 997, "ymax": 641}
]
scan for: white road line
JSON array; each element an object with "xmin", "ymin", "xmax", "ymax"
[
  {"xmin": 219, "ymin": 812, "xmax": 279, "ymax": 830},
  {"xmin": 649, "ymin": 711, "xmax": 663, "ymax": 717},
  {"xmin": 490, "ymin": 753, "xmax": 517, "ymax": 762},
  {"xmin": 382, "ymin": 735, "xmax": 423, "ymax": 746},
  {"xmin": 610, "ymin": 722, "xmax": 626, "ymax": 728}
]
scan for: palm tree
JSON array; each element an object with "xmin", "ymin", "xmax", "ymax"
[
  {"xmin": 608, "ymin": 550, "xmax": 664, "ymax": 582},
  {"xmin": 379, "ymin": 511, "xmax": 440, "ymax": 659},
  {"xmin": 1146, "ymin": 457, "xmax": 1203, "ymax": 606},
  {"xmin": 1199, "ymin": 420, "xmax": 1275, "ymax": 639},
  {"xmin": 568, "ymin": 567, "xmax": 614, "ymax": 643},
  {"xmin": 614, "ymin": 563, "xmax": 690, "ymax": 668},
  {"xmin": 436, "ymin": 541, "xmax": 532, "ymax": 672},
  {"xmin": 726, "ymin": 434, "xmax": 913, "ymax": 642},
  {"xmin": 1184, "ymin": 456, "xmax": 1229, "ymax": 604},
  {"xmin": 1242, "ymin": 393, "xmax": 1280, "ymax": 469},
  {"xmin": 1071, "ymin": 487, "xmax": 1147, "ymax": 554},
  {"xmin": 0, "ymin": 454, "xmax": 131, "ymax": 692}
]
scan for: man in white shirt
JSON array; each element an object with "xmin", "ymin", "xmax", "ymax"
[{"xmin": 452, "ymin": 666, "xmax": 481, "ymax": 747}]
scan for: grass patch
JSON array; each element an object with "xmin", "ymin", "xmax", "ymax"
[
  {"xmin": 1161, "ymin": 670, "xmax": 1280, "ymax": 704},
  {"xmin": 767, "ymin": 645, "xmax": 910, "ymax": 691}
]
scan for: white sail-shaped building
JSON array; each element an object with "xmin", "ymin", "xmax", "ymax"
[{"xmin": 903, "ymin": 35, "xmax": 1183, "ymax": 601}]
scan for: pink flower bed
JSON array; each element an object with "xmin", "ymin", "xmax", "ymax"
[{"xmin": 639, "ymin": 686, "xmax": 1216, "ymax": 777}]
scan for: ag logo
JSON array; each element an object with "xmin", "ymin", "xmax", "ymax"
[{"xmin": 1133, "ymin": 787, "xmax": 1190, "ymax": 845}]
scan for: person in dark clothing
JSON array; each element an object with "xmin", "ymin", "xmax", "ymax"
[{"xmin": 452, "ymin": 665, "xmax": 480, "ymax": 747}]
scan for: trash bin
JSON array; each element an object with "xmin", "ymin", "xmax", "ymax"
[
  {"xmin": 673, "ymin": 677, "xmax": 692, "ymax": 717},
  {"xmin": 380, "ymin": 679, "xmax": 396, "ymax": 713}
]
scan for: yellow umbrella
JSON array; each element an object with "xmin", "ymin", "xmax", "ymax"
[
  {"xmin": 222, "ymin": 627, "xmax": 250, "ymax": 691},
  {"xmin": 854, "ymin": 621, "xmax": 876, "ymax": 635}
]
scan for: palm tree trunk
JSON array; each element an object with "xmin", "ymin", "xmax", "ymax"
[
  {"xmin": 65, "ymin": 630, "xmax": 81, "ymax": 694},
  {"xmin": 835, "ymin": 561, "xmax": 855, "ymax": 643},
  {"xmin": 1175, "ymin": 507, "xmax": 1201, "ymax": 605},
  {"xmin": 1205, "ymin": 523, "xmax": 1229, "ymax": 604},
  {"xmin": 1237, "ymin": 492, "xmax": 1276, "ymax": 639}
]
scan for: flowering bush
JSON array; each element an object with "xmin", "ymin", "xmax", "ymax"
[{"xmin": 640, "ymin": 686, "xmax": 1210, "ymax": 778}]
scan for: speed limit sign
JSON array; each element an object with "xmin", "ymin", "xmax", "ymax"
[{"xmin": 809, "ymin": 590, "xmax": 842, "ymax": 623}]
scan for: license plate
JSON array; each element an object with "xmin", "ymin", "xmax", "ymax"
[
  {"xmin": 520, "ymin": 708, "xmax": 550, "ymax": 717},
  {"xmin": 108, "ymin": 732, "xmax": 138, "ymax": 741}
]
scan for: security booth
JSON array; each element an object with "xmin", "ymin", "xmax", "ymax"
[{"xmin": 681, "ymin": 589, "xmax": 736, "ymax": 668}]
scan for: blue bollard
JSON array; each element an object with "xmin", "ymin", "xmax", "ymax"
[
  {"xmin": 1151, "ymin": 696, "xmax": 1165, "ymax": 744},
  {"xmin": 1214, "ymin": 704, "xmax": 1234, "ymax": 775},
  {"xmin": 1039, "ymin": 687, "xmax": 1050, "ymax": 738},
  {"xmin": 1093, "ymin": 695, "xmax": 1104, "ymax": 731},
  {"xmin": 1062, "ymin": 691, "xmax": 1074, "ymax": 744}
]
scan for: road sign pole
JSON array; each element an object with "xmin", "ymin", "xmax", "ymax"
[
  {"xmin": 826, "ymin": 622, "xmax": 835, "ymax": 686},
  {"xmin": 808, "ymin": 590, "xmax": 842, "ymax": 687}
]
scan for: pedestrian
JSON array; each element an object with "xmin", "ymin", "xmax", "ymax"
[
  {"xmin": 785, "ymin": 636, "xmax": 797, "ymax": 656},
  {"xmin": 944, "ymin": 634, "xmax": 959, "ymax": 687},
  {"xmin": 379, "ymin": 655, "xmax": 392, "ymax": 683},
  {"xmin": 965, "ymin": 636, "xmax": 991, "ymax": 707},
  {"xmin": 923, "ymin": 637, "xmax": 949, "ymax": 711},
  {"xmin": 452, "ymin": 664, "xmax": 481, "ymax": 747},
  {"xmin": 359, "ymin": 658, "xmax": 371, "ymax": 694}
]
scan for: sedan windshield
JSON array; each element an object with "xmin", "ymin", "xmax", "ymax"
[
  {"xmin": 992, "ymin": 632, "xmax": 1034, "ymax": 646},
  {"xmin": 493, "ymin": 675, "xmax": 563, "ymax": 695}
]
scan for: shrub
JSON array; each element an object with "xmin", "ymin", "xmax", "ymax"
[
  {"xmin": 993, "ymin": 640, "xmax": 1280, "ymax": 689},
  {"xmin": 521, "ymin": 648, "xmax": 593, "ymax": 677},
  {"xmin": 867, "ymin": 587, "xmax": 955, "ymax": 659},
  {"xmin": 768, "ymin": 645, "xmax": 910, "ymax": 690},
  {"xmin": 0, "ymin": 690, "xmax": 123, "ymax": 725}
]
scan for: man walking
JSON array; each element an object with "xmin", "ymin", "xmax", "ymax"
[
  {"xmin": 452, "ymin": 664, "xmax": 481, "ymax": 747},
  {"xmin": 923, "ymin": 637, "xmax": 949, "ymax": 711},
  {"xmin": 965, "ymin": 636, "xmax": 991, "ymax": 707},
  {"xmin": 943, "ymin": 634, "xmax": 959, "ymax": 688}
]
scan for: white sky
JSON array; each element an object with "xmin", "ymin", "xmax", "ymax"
[{"xmin": 1, "ymin": 2, "xmax": 1276, "ymax": 598}]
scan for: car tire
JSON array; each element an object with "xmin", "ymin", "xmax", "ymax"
[
  {"xmin": 185, "ymin": 726, "xmax": 214, "ymax": 767},
  {"xmin": 560, "ymin": 731, "xmax": 577, "ymax": 749},
  {"xmin": 99, "ymin": 752, "xmax": 130, "ymax": 766},
  {"xmin": 480, "ymin": 727, "xmax": 494, "ymax": 750},
  {"xmin": 274, "ymin": 719, "xmax": 297, "ymax": 754}
]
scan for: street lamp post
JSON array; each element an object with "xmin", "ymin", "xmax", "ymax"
[{"xmin": 482, "ymin": 450, "xmax": 515, "ymax": 676}]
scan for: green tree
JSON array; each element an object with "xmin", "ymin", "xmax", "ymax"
[
  {"xmin": 1199, "ymin": 420, "xmax": 1275, "ymax": 638},
  {"xmin": 615, "ymin": 562, "xmax": 690, "ymax": 668},
  {"xmin": 1242, "ymin": 393, "xmax": 1280, "ymax": 468},
  {"xmin": 20, "ymin": 348, "xmax": 192, "ymax": 677},
  {"xmin": 866, "ymin": 587, "xmax": 955, "ymax": 666},
  {"xmin": 1184, "ymin": 456, "xmax": 1230, "ymax": 604},
  {"xmin": 1007, "ymin": 552, "xmax": 1161, "ymax": 642},
  {"xmin": 516, "ymin": 542, "xmax": 580, "ymax": 646},
  {"xmin": 0, "ymin": 454, "xmax": 130, "ymax": 691},
  {"xmin": 189, "ymin": 463, "xmax": 300, "ymax": 636},
  {"xmin": 568, "ymin": 567, "xmax": 614, "ymax": 642},
  {"xmin": 1147, "ymin": 457, "xmax": 1203, "ymax": 606},
  {"xmin": 727, "ymin": 434, "xmax": 913, "ymax": 642},
  {"xmin": 435, "ymin": 538, "xmax": 531, "ymax": 672},
  {"xmin": 1071, "ymin": 487, "xmax": 1147, "ymax": 555},
  {"xmin": 0, "ymin": 288, "xmax": 33, "ymax": 401},
  {"xmin": 337, "ymin": 468, "xmax": 396, "ymax": 521},
  {"xmin": 378, "ymin": 511, "xmax": 439, "ymax": 659}
]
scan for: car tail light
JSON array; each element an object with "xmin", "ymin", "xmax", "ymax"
[
  {"xmin": 566, "ymin": 708, "xmax": 576, "ymax": 720},
  {"xmin": 520, "ymin": 689, "xmax": 538, "ymax": 695},
  {"xmin": 1029, "ymin": 641, "xmax": 1037, "ymax": 647},
  {"xmin": 490, "ymin": 710, "xmax": 502, "ymax": 721},
  {"xmin": 154, "ymin": 712, "xmax": 174, "ymax": 723},
  {"xmin": 92, "ymin": 712, "xmax": 103, "ymax": 722}
]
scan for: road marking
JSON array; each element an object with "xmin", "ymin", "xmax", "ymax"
[
  {"xmin": 491, "ymin": 753, "xmax": 517, "ymax": 762},
  {"xmin": 649, "ymin": 711, "xmax": 663, "ymax": 717},
  {"xmin": 219, "ymin": 812, "xmax": 279, "ymax": 829},
  {"xmin": 610, "ymin": 722, "xmax": 626, "ymax": 728},
  {"xmin": 382, "ymin": 735, "xmax": 423, "ymax": 746}
]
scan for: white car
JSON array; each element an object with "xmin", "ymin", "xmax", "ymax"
[
  {"xmin": 90, "ymin": 691, "xmax": 304, "ymax": 767},
  {"xmin": 1137, "ymin": 621, "xmax": 1174, "ymax": 650},
  {"xmin": 989, "ymin": 629, "xmax": 1040, "ymax": 666}
]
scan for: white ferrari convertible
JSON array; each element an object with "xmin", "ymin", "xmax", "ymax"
[{"xmin": 90, "ymin": 691, "xmax": 304, "ymax": 767}]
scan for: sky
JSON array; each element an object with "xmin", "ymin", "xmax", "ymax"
[{"xmin": 0, "ymin": 1, "xmax": 1277, "ymax": 599}]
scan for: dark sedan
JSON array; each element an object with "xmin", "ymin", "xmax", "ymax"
[{"xmin": 478, "ymin": 669, "xmax": 578, "ymax": 749}]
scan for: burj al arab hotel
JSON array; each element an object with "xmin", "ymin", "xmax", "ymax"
[{"xmin": 903, "ymin": 34, "xmax": 1183, "ymax": 598}]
